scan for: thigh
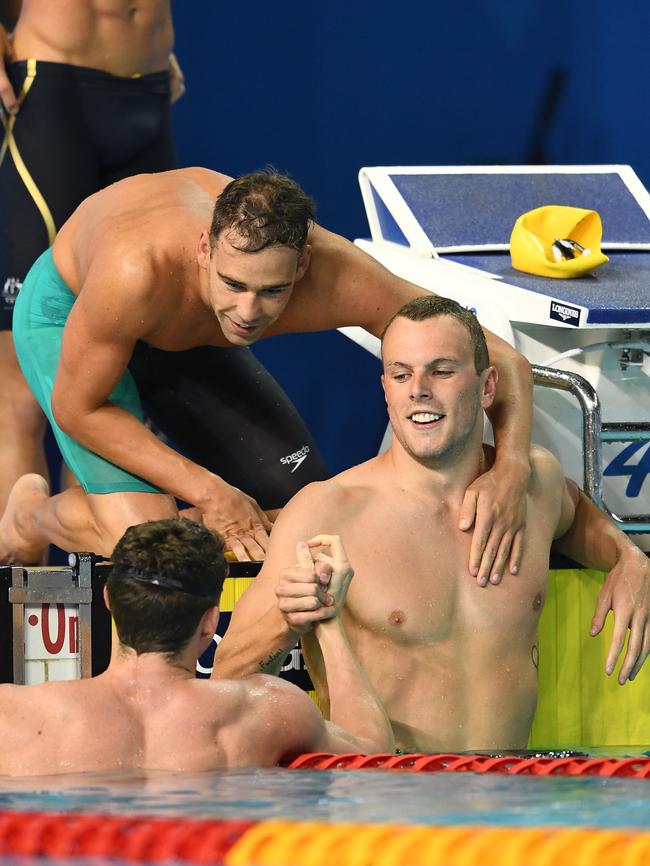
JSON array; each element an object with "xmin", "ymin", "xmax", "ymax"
[
  {"xmin": 0, "ymin": 62, "xmax": 101, "ymax": 328},
  {"xmin": 129, "ymin": 344, "xmax": 329, "ymax": 510}
]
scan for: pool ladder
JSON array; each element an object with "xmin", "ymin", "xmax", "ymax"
[{"xmin": 532, "ymin": 364, "xmax": 650, "ymax": 534}]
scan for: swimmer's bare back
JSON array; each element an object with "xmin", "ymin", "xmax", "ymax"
[
  {"xmin": 53, "ymin": 168, "xmax": 236, "ymax": 351},
  {"xmin": 12, "ymin": 0, "xmax": 174, "ymax": 76}
]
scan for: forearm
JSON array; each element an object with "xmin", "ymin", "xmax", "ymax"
[
  {"xmin": 485, "ymin": 337, "xmax": 533, "ymax": 468},
  {"xmin": 57, "ymin": 401, "xmax": 219, "ymax": 506},
  {"xmin": 212, "ymin": 605, "xmax": 300, "ymax": 679},
  {"xmin": 554, "ymin": 491, "xmax": 642, "ymax": 570},
  {"xmin": 315, "ymin": 619, "xmax": 393, "ymax": 752}
]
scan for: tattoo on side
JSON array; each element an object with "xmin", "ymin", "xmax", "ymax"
[
  {"xmin": 531, "ymin": 644, "xmax": 539, "ymax": 670},
  {"xmin": 259, "ymin": 649, "xmax": 285, "ymax": 672}
]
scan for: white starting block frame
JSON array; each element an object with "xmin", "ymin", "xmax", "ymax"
[
  {"xmin": 341, "ymin": 164, "xmax": 650, "ymax": 548},
  {"xmin": 4, "ymin": 553, "xmax": 111, "ymax": 684}
]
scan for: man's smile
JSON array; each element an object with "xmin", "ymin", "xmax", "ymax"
[{"xmin": 408, "ymin": 411, "xmax": 445, "ymax": 428}]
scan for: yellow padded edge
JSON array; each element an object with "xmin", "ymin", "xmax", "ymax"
[
  {"xmin": 224, "ymin": 822, "xmax": 650, "ymax": 866},
  {"xmin": 530, "ymin": 568, "xmax": 650, "ymax": 749}
]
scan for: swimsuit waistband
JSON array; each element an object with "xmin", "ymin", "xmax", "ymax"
[{"xmin": 7, "ymin": 59, "xmax": 170, "ymax": 90}]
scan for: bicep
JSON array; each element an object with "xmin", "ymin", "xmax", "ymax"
[
  {"xmin": 52, "ymin": 254, "xmax": 153, "ymax": 420},
  {"xmin": 52, "ymin": 298, "xmax": 136, "ymax": 420},
  {"xmin": 554, "ymin": 477, "xmax": 580, "ymax": 540},
  {"xmin": 227, "ymin": 493, "xmax": 318, "ymax": 627}
]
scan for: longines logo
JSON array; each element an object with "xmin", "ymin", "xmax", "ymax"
[
  {"xmin": 2, "ymin": 277, "xmax": 22, "ymax": 308},
  {"xmin": 549, "ymin": 300, "xmax": 580, "ymax": 326}
]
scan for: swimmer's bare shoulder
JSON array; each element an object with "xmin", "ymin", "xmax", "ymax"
[
  {"xmin": 525, "ymin": 444, "xmax": 575, "ymax": 539},
  {"xmin": 273, "ymin": 456, "xmax": 384, "ymax": 542},
  {"xmin": 224, "ymin": 460, "xmax": 382, "ymax": 633},
  {"xmin": 269, "ymin": 222, "xmax": 427, "ymax": 338},
  {"xmin": 54, "ymin": 167, "xmax": 232, "ymax": 288},
  {"xmin": 197, "ymin": 674, "xmax": 328, "ymax": 765}
]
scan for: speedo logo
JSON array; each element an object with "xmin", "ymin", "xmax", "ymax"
[
  {"xmin": 280, "ymin": 444, "xmax": 310, "ymax": 472},
  {"xmin": 549, "ymin": 300, "xmax": 581, "ymax": 326}
]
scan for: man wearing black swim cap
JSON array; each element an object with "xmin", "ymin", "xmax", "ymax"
[{"xmin": 0, "ymin": 519, "xmax": 392, "ymax": 775}]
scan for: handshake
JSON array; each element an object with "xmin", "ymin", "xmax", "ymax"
[{"xmin": 275, "ymin": 535, "xmax": 354, "ymax": 635}]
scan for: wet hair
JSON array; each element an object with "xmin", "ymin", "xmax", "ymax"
[
  {"xmin": 107, "ymin": 519, "xmax": 228, "ymax": 657},
  {"xmin": 209, "ymin": 169, "xmax": 316, "ymax": 253},
  {"xmin": 381, "ymin": 295, "xmax": 490, "ymax": 373}
]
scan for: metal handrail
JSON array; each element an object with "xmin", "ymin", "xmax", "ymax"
[{"xmin": 531, "ymin": 364, "xmax": 650, "ymax": 534}]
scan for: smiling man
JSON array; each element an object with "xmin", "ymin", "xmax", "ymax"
[
  {"xmin": 1, "ymin": 168, "xmax": 532, "ymax": 569},
  {"xmin": 214, "ymin": 296, "xmax": 650, "ymax": 752}
]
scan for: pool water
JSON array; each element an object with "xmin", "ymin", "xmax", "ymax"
[{"xmin": 2, "ymin": 765, "xmax": 650, "ymax": 829}]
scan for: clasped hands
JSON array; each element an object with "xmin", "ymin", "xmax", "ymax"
[{"xmin": 275, "ymin": 535, "xmax": 353, "ymax": 635}]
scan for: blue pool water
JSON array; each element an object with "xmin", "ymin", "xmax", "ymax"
[{"xmin": 1, "ymin": 766, "xmax": 650, "ymax": 829}]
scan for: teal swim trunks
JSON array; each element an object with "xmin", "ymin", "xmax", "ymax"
[{"xmin": 13, "ymin": 248, "xmax": 161, "ymax": 495}]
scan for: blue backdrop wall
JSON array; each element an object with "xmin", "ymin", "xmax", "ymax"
[{"xmin": 170, "ymin": 0, "xmax": 650, "ymax": 474}]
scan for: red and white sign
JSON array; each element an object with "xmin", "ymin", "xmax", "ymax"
[{"xmin": 24, "ymin": 603, "xmax": 81, "ymax": 684}]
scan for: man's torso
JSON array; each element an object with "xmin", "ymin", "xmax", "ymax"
[
  {"xmin": 52, "ymin": 168, "xmax": 234, "ymax": 350},
  {"xmin": 12, "ymin": 0, "xmax": 173, "ymax": 76},
  {"xmin": 302, "ymin": 452, "xmax": 561, "ymax": 753}
]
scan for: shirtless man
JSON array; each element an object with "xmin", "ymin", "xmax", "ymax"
[
  {"xmin": 0, "ymin": 0, "xmax": 182, "ymax": 517},
  {"xmin": 0, "ymin": 518, "xmax": 392, "ymax": 776},
  {"xmin": 213, "ymin": 296, "xmax": 650, "ymax": 752},
  {"xmin": 0, "ymin": 167, "xmax": 532, "ymax": 572}
]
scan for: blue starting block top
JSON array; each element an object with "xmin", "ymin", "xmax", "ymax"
[
  {"xmin": 358, "ymin": 165, "xmax": 650, "ymax": 328},
  {"xmin": 450, "ymin": 252, "xmax": 650, "ymax": 326},
  {"xmin": 392, "ymin": 172, "xmax": 650, "ymax": 250}
]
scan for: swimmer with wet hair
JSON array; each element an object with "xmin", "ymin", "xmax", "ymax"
[
  {"xmin": 215, "ymin": 295, "xmax": 650, "ymax": 753},
  {"xmin": 2, "ymin": 165, "xmax": 531, "ymax": 576},
  {"xmin": 0, "ymin": 518, "xmax": 393, "ymax": 776}
]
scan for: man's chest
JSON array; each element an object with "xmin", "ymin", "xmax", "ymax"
[
  {"xmin": 340, "ymin": 521, "xmax": 552, "ymax": 646},
  {"xmin": 140, "ymin": 294, "xmax": 228, "ymax": 350}
]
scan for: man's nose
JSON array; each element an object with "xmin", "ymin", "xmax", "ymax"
[
  {"xmin": 410, "ymin": 373, "xmax": 431, "ymax": 400},
  {"xmin": 238, "ymin": 292, "xmax": 262, "ymax": 321}
]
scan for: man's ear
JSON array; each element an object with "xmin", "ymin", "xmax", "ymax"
[
  {"xmin": 197, "ymin": 230, "xmax": 212, "ymax": 269},
  {"xmin": 480, "ymin": 365, "xmax": 498, "ymax": 410},
  {"xmin": 103, "ymin": 584, "xmax": 111, "ymax": 612},
  {"xmin": 296, "ymin": 244, "xmax": 312, "ymax": 281},
  {"xmin": 200, "ymin": 604, "xmax": 220, "ymax": 640}
]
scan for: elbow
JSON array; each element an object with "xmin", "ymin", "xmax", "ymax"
[
  {"xmin": 51, "ymin": 393, "xmax": 75, "ymax": 436},
  {"xmin": 521, "ymin": 352, "xmax": 534, "ymax": 389},
  {"xmin": 51, "ymin": 392, "xmax": 93, "ymax": 441},
  {"xmin": 511, "ymin": 349, "xmax": 533, "ymax": 390}
]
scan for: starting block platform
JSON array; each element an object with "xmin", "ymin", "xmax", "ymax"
[
  {"xmin": 359, "ymin": 164, "xmax": 650, "ymax": 328},
  {"xmin": 348, "ymin": 164, "xmax": 650, "ymax": 547}
]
